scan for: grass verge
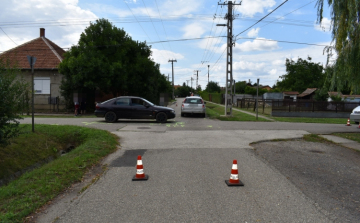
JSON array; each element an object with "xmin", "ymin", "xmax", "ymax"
[
  {"xmin": 206, "ymin": 103, "xmax": 270, "ymax": 122},
  {"xmin": 235, "ymin": 107, "xmax": 350, "ymax": 124},
  {"xmin": 333, "ymin": 133, "xmax": 360, "ymax": 143},
  {"xmin": 0, "ymin": 124, "xmax": 119, "ymax": 223}
]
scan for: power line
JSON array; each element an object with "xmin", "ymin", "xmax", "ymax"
[
  {"xmin": 234, "ymin": 0, "xmax": 289, "ymax": 39},
  {"xmin": 0, "ymin": 27, "xmax": 17, "ymax": 46},
  {"xmin": 154, "ymin": 0, "xmax": 173, "ymax": 53}
]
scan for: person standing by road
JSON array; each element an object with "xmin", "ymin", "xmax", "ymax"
[
  {"xmin": 74, "ymin": 102, "xmax": 80, "ymax": 116},
  {"xmin": 80, "ymin": 101, "xmax": 87, "ymax": 114}
]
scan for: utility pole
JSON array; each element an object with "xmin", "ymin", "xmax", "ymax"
[
  {"xmin": 186, "ymin": 80, "xmax": 190, "ymax": 87},
  {"xmin": 27, "ymin": 55, "xmax": 36, "ymax": 132},
  {"xmin": 217, "ymin": 0, "xmax": 241, "ymax": 116},
  {"xmin": 207, "ymin": 65, "xmax": 210, "ymax": 87},
  {"xmin": 168, "ymin": 59, "xmax": 177, "ymax": 99},
  {"xmin": 233, "ymin": 79, "xmax": 236, "ymax": 105},
  {"xmin": 194, "ymin": 70, "xmax": 201, "ymax": 91},
  {"xmin": 191, "ymin": 77, "xmax": 194, "ymax": 90}
]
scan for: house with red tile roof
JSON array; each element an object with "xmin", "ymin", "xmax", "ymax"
[{"xmin": 0, "ymin": 28, "xmax": 66, "ymax": 111}]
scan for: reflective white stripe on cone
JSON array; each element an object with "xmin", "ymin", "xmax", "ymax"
[
  {"xmin": 225, "ymin": 159, "xmax": 244, "ymax": 186},
  {"xmin": 132, "ymin": 155, "xmax": 148, "ymax": 181}
]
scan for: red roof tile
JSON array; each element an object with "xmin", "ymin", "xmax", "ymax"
[
  {"xmin": 0, "ymin": 36, "xmax": 65, "ymax": 70},
  {"xmin": 283, "ymin": 91, "xmax": 299, "ymax": 95}
]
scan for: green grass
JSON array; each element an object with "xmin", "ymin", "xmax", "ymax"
[
  {"xmin": 333, "ymin": 133, "xmax": 360, "ymax": 143},
  {"xmin": 271, "ymin": 116, "xmax": 349, "ymax": 124},
  {"xmin": 303, "ymin": 134, "xmax": 332, "ymax": 143},
  {"xmin": 20, "ymin": 115, "xmax": 97, "ymax": 118},
  {"xmin": 235, "ymin": 107, "xmax": 350, "ymax": 124},
  {"xmin": 206, "ymin": 103, "xmax": 270, "ymax": 122},
  {"xmin": 0, "ymin": 125, "xmax": 119, "ymax": 223}
]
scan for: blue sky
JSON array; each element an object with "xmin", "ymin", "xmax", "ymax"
[{"xmin": 0, "ymin": 0, "xmax": 333, "ymax": 89}]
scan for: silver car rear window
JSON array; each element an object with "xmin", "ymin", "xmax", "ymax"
[{"xmin": 185, "ymin": 98, "xmax": 202, "ymax": 104}]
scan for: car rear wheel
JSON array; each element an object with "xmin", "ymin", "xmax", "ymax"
[
  {"xmin": 156, "ymin": 112, "xmax": 167, "ymax": 123},
  {"xmin": 105, "ymin": 111, "xmax": 117, "ymax": 123}
]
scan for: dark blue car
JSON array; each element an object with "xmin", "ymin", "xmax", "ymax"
[{"xmin": 95, "ymin": 96, "xmax": 175, "ymax": 123}]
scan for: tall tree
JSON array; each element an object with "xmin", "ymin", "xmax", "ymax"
[
  {"xmin": 316, "ymin": 0, "xmax": 360, "ymax": 93},
  {"xmin": 276, "ymin": 57, "xmax": 325, "ymax": 93},
  {"xmin": 0, "ymin": 59, "xmax": 29, "ymax": 145},
  {"xmin": 205, "ymin": 81, "xmax": 221, "ymax": 93},
  {"xmin": 59, "ymin": 18, "xmax": 171, "ymax": 106}
]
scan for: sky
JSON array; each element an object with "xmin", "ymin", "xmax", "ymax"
[{"xmin": 0, "ymin": 0, "xmax": 333, "ymax": 89}]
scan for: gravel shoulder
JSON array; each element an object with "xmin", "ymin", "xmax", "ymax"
[{"xmin": 251, "ymin": 139, "xmax": 360, "ymax": 222}]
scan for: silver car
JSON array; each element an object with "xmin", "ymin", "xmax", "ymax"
[
  {"xmin": 181, "ymin": 96, "xmax": 206, "ymax": 117},
  {"xmin": 350, "ymin": 105, "xmax": 360, "ymax": 124}
]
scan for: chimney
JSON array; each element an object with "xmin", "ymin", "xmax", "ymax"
[{"xmin": 40, "ymin": 28, "xmax": 45, "ymax": 37}]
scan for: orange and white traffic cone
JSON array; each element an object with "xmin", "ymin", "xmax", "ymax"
[
  {"xmin": 132, "ymin": 155, "xmax": 148, "ymax": 181},
  {"xmin": 346, "ymin": 119, "xmax": 351, "ymax": 126},
  {"xmin": 225, "ymin": 160, "xmax": 244, "ymax": 186},
  {"xmin": 176, "ymin": 103, "xmax": 178, "ymax": 106}
]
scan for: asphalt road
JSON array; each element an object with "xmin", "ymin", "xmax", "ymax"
[{"xmin": 23, "ymin": 98, "xmax": 360, "ymax": 222}]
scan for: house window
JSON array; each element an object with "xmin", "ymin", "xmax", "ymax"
[{"xmin": 34, "ymin": 77, "xmax": 50, "ymax": 94}]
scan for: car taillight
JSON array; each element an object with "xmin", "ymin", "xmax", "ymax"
[
  {"xmin": 202, "ymin": 104, "xmax": 205, "ymax": 108},
  {"xmin": 182, "ymin": 103, "xmax": 184, "ymax": 107},
  {"xmin": 96, "ymin": 104, "xmax": 100, "ymax": 109}
]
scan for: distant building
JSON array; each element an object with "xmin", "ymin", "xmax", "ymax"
[
  {"xmin": 0, "ymin": 28, "xmax": 66, "ymax": 111},
  {"xmin": 297, "ymin": 88, "xmax": 317, "ymax": 100},
  {"xmin": 283, "ymin": 91, "xmax": 299, "ymax": 101}
]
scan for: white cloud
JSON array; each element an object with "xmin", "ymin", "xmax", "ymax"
[
  {"xmin": 247, "ymin": 28, "xmax": 260, "ymax": 38},
  {"xmin": 314, "ymin": 17, "xmax": 331, "ymax": 32},
  {"xmin": 234, "ymin": 38, "xmax": 279, "ymax": 52},
  {"xmin": 237, "ymin": 0, "xmax": 276, "ymax": 17},
  {"xmin": 151, "ymin": 48, "xmax": 184, "ymax": 65},
  {"xmin": 182, "ymin": 23, "xmax": 206, "ymax": 38},
  {"xmin": 0, "ymin": 0, "xmax": 97, "ymax": 51}
]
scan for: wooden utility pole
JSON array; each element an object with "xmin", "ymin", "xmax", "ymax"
[{"xmin": 27, "ymin": 55, "xmax": 36, "ymax": 132}]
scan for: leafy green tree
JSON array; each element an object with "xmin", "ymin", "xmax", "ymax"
[
  {"xmin": 276, "ymin": 57, "xmax": 325, "ymax": 93},
  {"xmin": 175, "ymin": 83, "xmax": 194, "ymax": 97},
  {"xmin": 316, "ymin": 0, "xmax": 360, "ymax": 93},
  {"xmin": 235, "ymin": 81, "xmax": 247, "ymax": 93},
  {"xmin": 205, "ymin": 81, "xmax": 221, "ymax": 93},
  {"xmin": 59, "ymin": 18, "xmax": 171, "ymax": 107},
  {"xmin": 0, "ymin": 59, "xmax": 29, "ymax": 145}
]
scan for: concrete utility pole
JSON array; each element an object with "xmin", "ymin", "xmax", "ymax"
[
  {"xmin": 168, "ymin": 59, "xmax": 177, "ymax": 99},
  {"xmin": 186, "ymin": 80, "xmax": 190, "ymax": 86},
  {"xmin": 256, "ymin": 78, "xmax": 259, "ymax": 120},
  {"xmin": 194, "ymin": 70, "xmax": 201, "ymax": 91},
  {"xmin": 207, "ymin": 65, "xmax": 210, "ymax": 87},
  {"xmin": 191, "ymin": 77, "xmax": 194, "ymax": 90},
  {"xmin": 217, "ymin": 0, "xmax": 241, "ymax": 116}
]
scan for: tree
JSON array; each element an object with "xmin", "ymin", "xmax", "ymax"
[
  {"xmin": 316, "ymin": 0, "xmax": 360, "ymax": 93},
  {"xmin": 175, "ymin": 83, "xmax": 194, "ymax": 97},
  {"xmin": 59, "ymin": 18, "xmax": 171, "ymax": 107},
  {"xmin": 205, "ymin": 81, "xmax": 221, "ymax": 93},
  {"xmin": 235, "ymin": 81, "xmax": 247, "ymax": 93},
  {"xmin": 0, "ymin": 59, "xmax": 29, "ymax": 145},
  {"xmin": 276, "ymin": 57, "xmax": 325, "ymax": 93}
]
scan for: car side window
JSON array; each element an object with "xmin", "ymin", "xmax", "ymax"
[
  {"xmin": 115, "ymin": 98, "xmax": 130, "ymax": 106},
  {"xmin": 131, "ymin": 98, "xmax": 145, "ymax": 106}
]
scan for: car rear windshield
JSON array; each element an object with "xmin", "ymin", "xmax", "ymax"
[{"xmin": 184, "ymin": 98, "xmax": 203, "ymax": 104}]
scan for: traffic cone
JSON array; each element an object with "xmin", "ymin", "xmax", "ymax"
[
  {"xmin": 132, "ymin": 155, "xmax": 148, "ymax": 181},
  {"xmin": 346, "ymin": 119, "xmax": 351, "ymax": 126},
  {"xmin": 225, "ymin": 160, "xmax": 244, "ymax": 186},
  {"xmin": 358, "ymin": 123, "xmax": 360, "ymax": 129},
  {"xmin": 176, "ymin": 103, "xmax": 178, "ymax": 106}
]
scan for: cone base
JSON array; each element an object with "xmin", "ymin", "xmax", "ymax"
[
  {"xmin": 225, "ymin": 180, "xmax": 244, "ymax": 186},
  {"xmin": 346, "ymin": 124, "xmax": 351, "ymax": 126},
  {"xmin": 132, "ymin": 175, "xmax": 149, "ymax": 181}
]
